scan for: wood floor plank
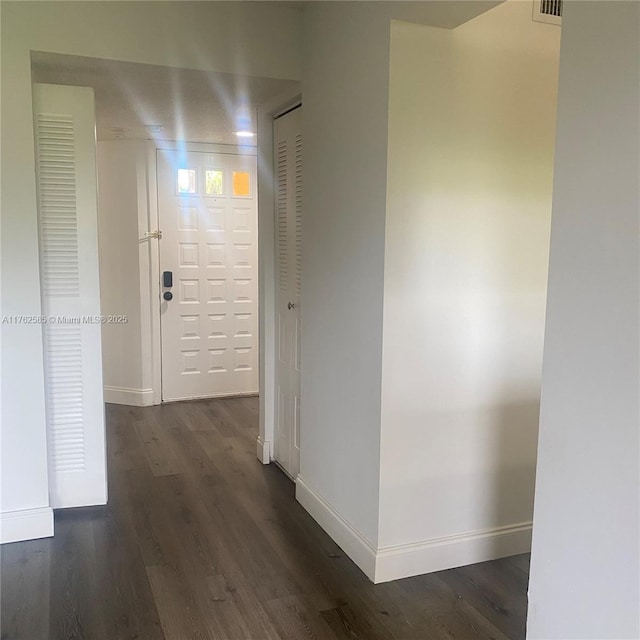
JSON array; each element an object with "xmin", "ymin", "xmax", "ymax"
[
  {"xmin": 197, "ymin": 488, "xmax": 303, "ymax": 604},
  {"xmin": 1, "ymin": 397, "xmax": 530, "ymax": 640},
  {"xmin": 435, "ymin": 561, "xmax": 528, "ymax": 640},
  {"xmin": 153, "ymin": 473, "xmax": 236, "ymax": 580},
  {"xmin": 391, "ymin": 573, "xmax": 512, "ymax": 640},
  {"xmin": 224, "ymin": 397, "xmax": 259, "ymax": 430},
  {"xmin": 218, "ymin": 577, "xmax": 283, "ymax": 640},
  {"xmin": 199, "ymin": 400, "xmax": 238, "ymax": 438},
  {"xmin": 164, "ymin": 410, "xmax": 226, "ymax": 482},
  {"xmin": 133, "ymin": 407, "xmax": 185, "ymax": 477},
  {"xmin": 91, "ymin": 505, "xmax": 165, "ymax": 640},
  {"xmin": 232, "ymin": 489, "xmax": 341, "ymax": 611},
  {"xmin": 320, "ymin": 603, "xmax": 396, "ymax": 640},
  {"xmin": 197, "ymin": 574, "xmax": 259, "ymax": 640},
  {"xmin": 265, "ymin": 595, "xmax": 339, "ymax": 640},
  {"xmin": 146, "ymin": 564, "xmax": 214, "ymax": 640},
  {"xmin": 49, "ymin": 509, "xmax": 107, "ymax": 640},
  {"xmin": 106, "ymin": 404, "xmax": 149, "ymax": 472},
  {"xmin": 0, "ymin": 539, "xmax": 51, "ymax": 640},
  {"xmin": 506, "ymin": 553, "xmax": 531, "ymax": 579},
  {"xmin": 120, "ymin": 467, "xmax": 174, "ymax": 568}
]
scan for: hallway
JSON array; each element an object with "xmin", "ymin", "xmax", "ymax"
[{"xmin": 1, "ymin": 398, "xmax": 530, "ymax": 639}]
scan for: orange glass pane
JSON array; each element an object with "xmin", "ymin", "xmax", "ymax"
[{"xmin": 232, "ymin": 171, "xmax": 250, "ymax": 197}]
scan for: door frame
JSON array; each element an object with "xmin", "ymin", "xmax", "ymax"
[
  {"xmin": 142, "ymin": 140, "xmax": 258, "ymax": 405},
  {"xmin": 256, "ymin": 86, "xmax": 302, "ymax": 464},
  {"xmin": 99, "ymin": 90, "xmax": 301, "ymax": 451}
]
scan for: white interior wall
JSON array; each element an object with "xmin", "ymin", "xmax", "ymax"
[
  {"xmin": 296, "ymin": 3, "xmax": 393, "ymax": 561},
  {"xmin": 0, "ymin": 0, "xmax": 301, "ymax": 541},
  {"xmin": 378, "ymin": 1, "xmax": 560, "ymax": 581},
  {"xmin": 97, "ymin": 140, "xmax": 150, "ymax": 406},
  {"xmin": 293, "ymin": 0, "xmax": 542, "ymax": 582},
  {"xmin": 527, "ymin": 2, "xmax": 640, "ymax": 637},
  {"xmin": 0, "ymin": 17, "xmax": 51, "ymax": 539}
]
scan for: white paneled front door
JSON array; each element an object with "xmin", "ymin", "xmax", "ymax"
[
  {"xmin": 157, "ymin": 150, "xmax": 258, "ymax": 402},
  {"xmin": 274, "ymin": 107, "xmax": 302, "ymax": 479},
  {"xmin": 33, "ymin": 83, "xmax": 107, "ymax": 509}
]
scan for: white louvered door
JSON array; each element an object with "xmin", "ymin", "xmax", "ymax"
[
  {"xmin": 274, "ymin": 106, "xmax": 302, "ymax": 479},
  {"xmin": 33, "ymin": 84, "xmax": 107, "ymax": 509}
]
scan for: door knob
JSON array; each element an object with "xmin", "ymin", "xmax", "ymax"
[
  {"xmin": 288, "ymin": 302, "xmax": 296, "ymax": 310},
  {"xmin": 164, "ymin": 291, "xmax": 173, "ymax": 301}
]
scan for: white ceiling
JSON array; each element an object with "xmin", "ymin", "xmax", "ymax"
[
  {"xmin": 31, "ymin": 52, "xmax": 299, "ymax": 145},
  {"xmin": 29, "ymin": 2, "xmax": 500, "ymax": 145}
]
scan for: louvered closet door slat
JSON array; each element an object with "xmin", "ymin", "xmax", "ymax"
[
  {"xmin": 277, "ymin": 140, "xmax": 289, "ymax": 294},
  {"xmin": 33, "ymin": 84, "xmax": 107, "ymax": 510},
  {"xmin": 294, "ymin": 134, "xmax": 303, "ymax": 298}
]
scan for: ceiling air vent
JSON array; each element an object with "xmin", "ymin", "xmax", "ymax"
[{"xmin": 533, "ymin": 0, "xmax": 562, "ymax": 25}]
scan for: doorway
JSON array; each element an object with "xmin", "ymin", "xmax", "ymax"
[
  {"xmin": 28, "ymin": 52, "xmax": 301, "ymax": 516},
  {"xmin": 30, "ymin": 51, "xmax": 298, "ymax": 411}
]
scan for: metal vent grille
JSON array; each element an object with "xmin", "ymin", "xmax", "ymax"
[
  {"xmin": 533, "ymin": 0, "xmax": 562, "ymax": 25},
  {"xmin": 541, "ymin": 0, "xmax": 562, "ymax": 17}
]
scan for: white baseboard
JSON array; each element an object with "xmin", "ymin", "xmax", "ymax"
[
  {"xmin": 104, "ymin": 386, "xmax": 154, "ymax": 407},
  {"xmin": 162, "ymin": 391, "xmax": 259, "ymax": 403},
  {"xmin": 295, "ymin": 475, "xmax": 531, "ymax": 585},
  {"xmin": 374, "ymin": 521, "xmax": 533, "ymax": 583},
  {"xmin": 295, "ymin": 475, "xmax": 377, "ymax": 580},
  {"xmin": 256, "ymin": 437, "xmax": 271, "ymax": 464},
  {"xmin": 0, "ymin": 507, "xmax": 54, "ymax": 544}
]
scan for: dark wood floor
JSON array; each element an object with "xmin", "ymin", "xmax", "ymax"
[{"xmin": 1, "ymin": 398, "xmax": 530, "ymax": 640}]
